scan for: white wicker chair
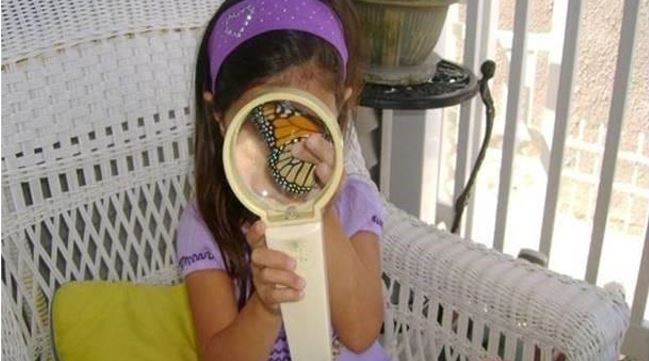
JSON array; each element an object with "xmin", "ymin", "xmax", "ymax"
[{"xmin": 1, "ymin": 1, "xmax": 630, "ymax": 360}]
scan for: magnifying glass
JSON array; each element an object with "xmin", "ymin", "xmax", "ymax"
[{"xmin": 223, "ymin": 87, "xmax": 343, "ymax": 361}]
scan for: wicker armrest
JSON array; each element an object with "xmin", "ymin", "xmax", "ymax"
[
  {"xmin": 380, "ymin": 202, "xmax": 630, "ymax": 361},
  {"xmin": 1, "ymin": 285, "xmax": 30, "ymax": 361}
]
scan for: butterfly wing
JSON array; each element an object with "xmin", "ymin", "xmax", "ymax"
[
  {"xmin": 268, "ymin": 138, "xmax": 318, "ymax": 194},
  {"xmin": 251, "ymin": 101, "xmax": 329, "ymax": 194},
  {"xmin": 256, "ymin": 102, "xmax": 326, "ymax": 144}
]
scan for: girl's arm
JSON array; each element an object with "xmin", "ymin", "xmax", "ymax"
[
  {"xmin": 185, "ymin": 222, "xmax": 305, "ymax": 361},
  {"xmin": 323, "ymin": 208, "xmax": 384, "ymax": 353},
  {"xmin": 186, "ymin": 270, "xmax": 281, "ymax": 361}
]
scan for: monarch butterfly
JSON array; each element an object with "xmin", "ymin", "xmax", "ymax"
[{"xmin": 250, "ymin": 101, "xmax": 331, "ymax": 195}]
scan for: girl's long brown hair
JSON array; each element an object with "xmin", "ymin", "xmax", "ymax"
[{"xmin": 193, "ymin": 0, "xmax": 365, "ymax": 309}]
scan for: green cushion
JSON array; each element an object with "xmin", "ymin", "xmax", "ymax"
[{"xmin": 52, "ymin": 281, "xmax": 199, "ymax": 361}]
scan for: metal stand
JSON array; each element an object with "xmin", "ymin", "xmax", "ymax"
[
  {"xmin": 360, "ymin": 59, "xmax": 496, "ymax": 233},
  {"xmin": 450, "ymin": 61, "xmax": 496, "ymax": 233}
]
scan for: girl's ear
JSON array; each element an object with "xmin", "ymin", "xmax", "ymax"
[
  {"xmin": 203, "ymin": 91, "xmax": 226, "ymax": 135},
  {"xmin": 218, "ymin": 121, "xmax": 226, "ymax": 135},
  {"xmin": 202, "ymin": 91, "xmax": 214, "ymax": 104},
  {"xmin": 337, "ymin": 86, "xmax": 355, "ymax": 132},
  {"xmin": 343, "ymin": 86, "xmax": 353, "ymax": 103},
  {"xmin": 337, "ymin": 86, "xmax": 354, "ymax": 113}
]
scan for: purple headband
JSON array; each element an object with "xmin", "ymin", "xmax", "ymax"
[{"xmin": 207, "ymin": 0, "xmax": 349, "ymax": 90}]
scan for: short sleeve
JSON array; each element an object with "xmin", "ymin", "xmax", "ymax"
[
  {"xmin": 334, "ymin": 176, "xmax": 385, "ymax": 238},
  {"xmin": 176, "ymin": 200, "xmax": 227, "ymax": 277}
]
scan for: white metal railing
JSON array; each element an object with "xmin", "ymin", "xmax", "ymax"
[
  {"xmin": 585, "ymin": 0, "xmax": 640, "ymax": 285},
  {"xmin": 450, "ymin": 0, "xmax": 648, "ymax": 359},
  {"xmin": 538, "ymin": 0, "xmax": 582, "ymax": 257}
]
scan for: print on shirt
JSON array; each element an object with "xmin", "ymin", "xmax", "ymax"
[
  {"xmin": 371, "ymin": 214, "xmax": 384, "ymax": 228},
  {"xmin": 269, "ymin": 328, "xmax": 291, "ymax": 361},
  {"xmin": 178, "ymin": 250, "xmax": 215, "ymax": 270}
]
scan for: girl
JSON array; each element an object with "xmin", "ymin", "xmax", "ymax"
[{"xmin": 176, "ymin": 1, "xmax": 387, "ymax": 360}]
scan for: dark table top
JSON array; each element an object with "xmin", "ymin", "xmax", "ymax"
[{"xmin": 360, "ymin": 60, "xmax": 479, "ymax": 110}]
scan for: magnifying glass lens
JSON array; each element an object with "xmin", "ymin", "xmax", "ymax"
[{"xmin": 232, "ymin": 99, "xmax": 334, "ymax": 210}]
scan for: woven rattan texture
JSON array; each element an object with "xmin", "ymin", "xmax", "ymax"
[{"xmin": 1, "ymin": 1, "xmax": 629, "ymax": 360}]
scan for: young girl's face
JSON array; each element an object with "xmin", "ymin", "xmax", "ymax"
[{"xmin": 212, "ymin": 61, "xmax": 351, "ymax": 205}]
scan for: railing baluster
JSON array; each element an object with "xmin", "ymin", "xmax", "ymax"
[
  {"xmin": 539, "ymin": 0, "xmax": 583, "ymax": 257},
  {"xmin": 630, "ymin": 215, "xmax": 649, "ymax": 324},
  {"xmin": 379, "ymin": 109, "xmax": 394, "ymax": 198},
  {"xmin": 465, "ymin": 0, "xmax": 494, "ymax": 239},
  {"xmin": 454, "ymin": 0, "xmax": 482, "ymax": 236},
  {"xmin": 623, "ymin": 214, "xmax": 649, "ymax": 359},
  {"xmin": 493, "ymin": 0, "xmax": 530, "ymax": 252},
  {"xmin": 585, "ymin": 0, "xmax": 640, "ymax": 284}
]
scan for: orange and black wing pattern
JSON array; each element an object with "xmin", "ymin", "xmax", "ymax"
[{"xmin": 250, "ymin": 101, "xmax": 330, "ymax": 194}]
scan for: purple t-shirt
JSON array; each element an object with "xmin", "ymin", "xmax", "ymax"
[{"xmin": 176, "ymin": 177, "xmax": 389, "ymax": 361}]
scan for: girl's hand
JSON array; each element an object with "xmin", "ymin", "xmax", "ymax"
[
  {"xmin": 292, "ymin": 133, "xmax": 346, "ymax": 194},
  {"xmin": 246, "ymin": 221, "xmax": 306, "ymax": 314}
]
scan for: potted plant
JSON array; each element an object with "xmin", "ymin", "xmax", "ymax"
[{"xmin": 353, "ymin": 0, "xmax": 460, "ymax": 68}]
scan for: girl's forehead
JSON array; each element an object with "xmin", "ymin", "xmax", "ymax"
[
  {"xmin": 225, "ymin": 67, "xmax": 338, "ymax": 121},
  {"xmin": 263, "ymin": 63, "xmax": 336, "ymax": 92}
]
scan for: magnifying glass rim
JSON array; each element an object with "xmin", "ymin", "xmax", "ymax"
[{"xmin": 222, "ymin": 87, "xmax": 344, "ymax": 223}]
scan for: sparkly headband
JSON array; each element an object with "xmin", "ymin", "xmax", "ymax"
[{"xmin": 207, "ymin": 0, "xmax": 349, "ymax": 90}]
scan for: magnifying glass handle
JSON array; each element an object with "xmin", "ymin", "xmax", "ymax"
[{"xmin": 265, "ymin": 222, "xmax": 333, "ymax": 361}]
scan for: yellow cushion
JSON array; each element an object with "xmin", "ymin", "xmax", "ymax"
[{"xmin": 51, "ymin": 281, "xmax": 199, "ymax": 361}]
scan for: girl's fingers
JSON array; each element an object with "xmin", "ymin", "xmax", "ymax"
[
  {"xmin": 266, "ymin": 287, "xmax": 304, "ymax": 304},
  {"xmin": 305, "ymin": 133, "xmax": 334, "ymax": 166},
  {"xmin": 291, "ymin": 133, "xmax": 338, "ymax": 185},
  {"xmin": 291, "ymin": 133, "xmax": 334, "ymax": 166},
  {"xmin": 246, "ymin": 221, "xmax": 305, "ymax": 307},
  {"xmin": 315, "ymin": 162, "xmax": 332, "ymax": 185},
  {"xmin": 245, "ymin": 221, "xmax": 265, "ymax": 249},
  {"xmin": 251, "ymin": 248, "xmax": 297, "ymax": 271},
  {"xmin": 258, "ymin": 267, "xmax": 305, "ymax": 290},
  {"xmin": 291, "ymin": 141, "xmax": 319, "ymax": 164}
]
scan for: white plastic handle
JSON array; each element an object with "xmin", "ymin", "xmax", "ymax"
[{"xmin": 265, "ymin": 222, "xmax": 332, "ymax": 361}]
